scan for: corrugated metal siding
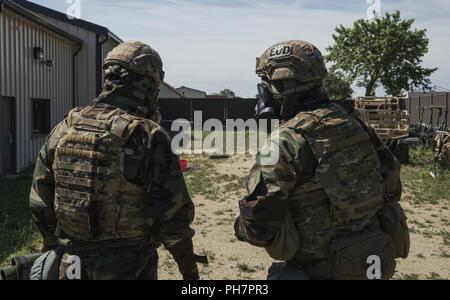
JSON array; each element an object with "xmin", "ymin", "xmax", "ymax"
[
  {"xmin": 408, "ymin": 93, "xmax": 450, "ymax": 127},
  {"xmin": 0, "ymin": 8, "xmax": 75, "ymax": 172},
  {"xmin": 35, "ymin": 13, "xmax": 97, "ymax": 107}
]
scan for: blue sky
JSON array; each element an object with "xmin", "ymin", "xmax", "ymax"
[{"xmin": 32, "ymin": 0, "xmax": 450, "ymax": 97}]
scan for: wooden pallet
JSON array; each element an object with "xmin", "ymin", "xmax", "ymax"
[
  {"xmin": 359, "ymin": 112, "xmax": 409, "ymax": 124},
  {"xmin": 355, "ymin": 97, "xmax": 410, "ymax": 141},
  {"xmin": 373, "ymin": 128, "xmax": 409, "ymax": 139},
  {"xmin": 356, "ymin": 97, "xmax": 402, "ymax": 111}
]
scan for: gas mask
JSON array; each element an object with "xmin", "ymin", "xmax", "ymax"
[
  {"xmin": 255, "ymin": 82, "xmax": 281, "ymax": 121},
  {"xmin": 255, "ymin": 79, "xmax": 316, "ymax": 121}
]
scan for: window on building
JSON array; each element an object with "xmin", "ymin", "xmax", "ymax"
[{"xmin": 32, "ymin": 99, "xmax": 51, "ymax": 136}]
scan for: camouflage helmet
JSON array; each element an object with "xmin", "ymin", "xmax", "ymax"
[
  {"xmin": 103, "ymin": 41, "xmax": 165, "ymax": 86},
  {"xmin": 256, "ymin": 40, "xmax": 327, "ymax": 85}
]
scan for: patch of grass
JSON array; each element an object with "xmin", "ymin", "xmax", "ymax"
[
  {"xmin": 236, "ymin": 273, "xmax": 255, "ymax": 280},
  {"xmin": 440, "ymin": 230, "xmax": 450, "ymax": 246},
  {"xmin": 408, "ymin": 146, "xmax": 433, "ymax": 167},
  {"xmin": 425, "ymin": 273, "xmax": 444, "ymax": 280},
  {"xmin": 439, "ymin": 248, "xmax": 450, "ymax": 258},
  {"xmin": 179, "ymin": 130, "xmax": 265, "ymax": 155},
  {"xmin": 423, "ymin": 232, "xmax": 434, "ymax": 239},
  {"xmin": 402, "ymin": 146, "xmax": 450, "ymax": 205},
  {"xmin": 216, "ymin": 174, "xmax": 239, "ymax": 182},
  {"xmin": 184, "ymin": 158, "xmax": 220, "ymax": 199},
  {"xmin": 409, "ymin": 220, "xmax": 427, "ymax": 229},
  {"xmin": 224, "ymin": 181, "xmax": 244, "ymax": 193},
  {"xmin": 237, "ymin": 263, "xmax": 256, "ymax": 273},
  {"xmin": 395, "ymin": 273, "xmax": 420, "ymax": 280},
  {"xmin": 0, "ymin": 166, "xmax": 41, "ymax": 267}
]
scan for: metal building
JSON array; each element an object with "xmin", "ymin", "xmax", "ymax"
[
  {"xmin": 0, "ymin": 0, "xmax": 122, "ymax": 175},
  {"xmin": 13, "ymin": 0, "xmax": 122, "ymax": 106},
  {"xmin": 176, "ymin": 86, "xmax": 207, "ymax": 99}
]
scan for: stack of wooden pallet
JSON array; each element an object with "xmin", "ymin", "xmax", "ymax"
[{"xmin": 355, "ymin": 97, "xmax": 410, "ymax": 140}]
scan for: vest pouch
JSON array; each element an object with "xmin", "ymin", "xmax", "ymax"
[
  {"xmin": 330, "ymin": 230, "xmax": 396, "ymax": 280},
  {"xmin": 379, "ymin": 202, "xmax": 410, "ymax": 259},
  {"xmin": 56, "ymin": 199, "xmax": 100, "ymax": 241}
]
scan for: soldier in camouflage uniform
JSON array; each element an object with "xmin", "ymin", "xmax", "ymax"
[
  {"xmin": 235, "ymin": 41, "xmax": 410, "ymax": 280},
  {"xmin": 30, "ymin": 41, "xmax": 199, "ymax": 280}
]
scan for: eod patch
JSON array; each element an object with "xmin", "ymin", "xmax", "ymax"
[{"xmin": 269, "ymin": 45, "xmax": 293, "ymax": 59}]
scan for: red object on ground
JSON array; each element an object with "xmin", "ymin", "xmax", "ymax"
[{"xmin": 180, "ymin": 159, "xmax": 188, "ymax": 172}]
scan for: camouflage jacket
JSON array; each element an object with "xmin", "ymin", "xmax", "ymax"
[
  {"xmin": 236, "ymin": 103, "xmax": 402, "ymax": 254},
  {"xmin": 30, "ymin": 102, "xmax": 195, "ymax": 252}
]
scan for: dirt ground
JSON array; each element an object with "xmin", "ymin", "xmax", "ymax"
[{"xmin": 158, "ymin": 154, "xmax": 450, "ymax": 280}]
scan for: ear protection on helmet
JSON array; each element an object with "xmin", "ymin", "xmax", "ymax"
[{"xmin": 131, "ymin": 53, "xmax": 166, "ymax": 83}]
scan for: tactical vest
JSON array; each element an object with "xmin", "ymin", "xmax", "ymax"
[
  {"xmin": 285, "ymin": 104, "xmax": 385, "ymax": 261},
  {"xmin": 53, "ymin": 106, "xmax": 154, "ymax": 241}
]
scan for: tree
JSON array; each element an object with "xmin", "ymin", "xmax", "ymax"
[
  {"xmin": 326, "ymin": 11, "xmax": 437, "ymax": 96},
  {"xmin": 322, "ymin": 71, "xmax": 354, "ymax": 101},
  {"xmin": 219, "ymin": 89, "xmax": 236, "ymax": 98}
]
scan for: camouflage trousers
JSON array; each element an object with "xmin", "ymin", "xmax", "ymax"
[{"xmin": 61, "ymin": 245, "xmax": 159, "ymax": 280}]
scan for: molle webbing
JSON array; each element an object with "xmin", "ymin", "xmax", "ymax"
[
  {"xmin": 57, "ymin": 188, "xmax": 96, "ymax": 202},
  {"xmin": 53, "ymin": 106, "xmax": 151, "ymax": 241},
  {"xmin": 73, "ymin": 118, "xmax": 110, "ymax": 132},
  {"xmin": 61, "ymin": 134, "xmax": 113, "ymax": 146},
  {"xmin": 57, "ymin": 175, "xmax": 96, "ymax": 188},
  {"xmin": 56, "ymin": 148, "xmax": 108, "ymax": 161},
  {"xmin": 55, "ymin": 161, "xmax": 112, "ymax": 176}
]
